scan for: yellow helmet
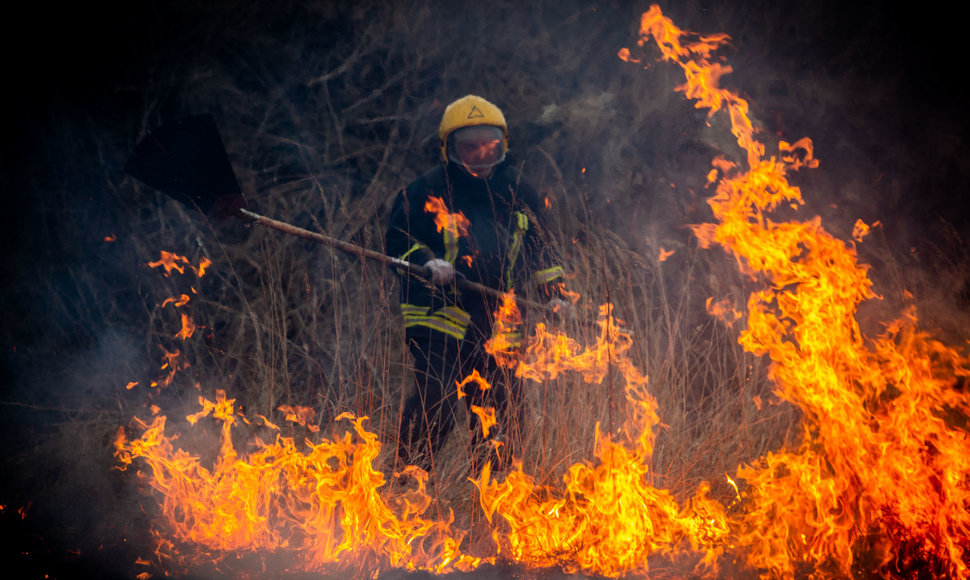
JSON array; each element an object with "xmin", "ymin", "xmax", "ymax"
[{"xmin": 438, "ymin": 95, "xmax": 508, "ymax": 162}]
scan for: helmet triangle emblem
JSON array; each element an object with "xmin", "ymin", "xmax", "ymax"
[{"xmin": 466, "ymin": 105, "xmax": 485, "ymax": 119}]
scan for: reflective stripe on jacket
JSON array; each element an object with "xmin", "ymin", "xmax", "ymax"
[
  {"xmin": 386, "ymin": 161, "xmax": 563, "ymax": 341},
  {"xmin": 401, "ymin": 303, "xmax": 471, "ymax": 339}
]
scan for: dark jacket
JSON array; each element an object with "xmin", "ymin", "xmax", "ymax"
[{"xmin": 385, "ymin": 160, "xmax": 562, "ymax": 342}]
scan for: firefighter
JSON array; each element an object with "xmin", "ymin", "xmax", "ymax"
[{"xmin": 385, "ymin": 95, "xmax": 565, "ymax": 472}]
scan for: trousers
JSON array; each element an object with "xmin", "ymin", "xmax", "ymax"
[{"xmin": 397, "ymin": 330, "xmax": 522, "ymax": 471}]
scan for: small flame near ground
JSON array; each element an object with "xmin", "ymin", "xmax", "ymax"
[{"xmin": 114, "ymin": 5, "xmax": 969, "ymax": 579}]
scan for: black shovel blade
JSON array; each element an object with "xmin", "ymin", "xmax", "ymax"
[{"xmin": 124, "ymin": 113, "xmax": 247, "ymax": 219}]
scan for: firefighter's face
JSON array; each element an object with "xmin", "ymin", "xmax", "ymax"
[{"xmin": 450, "ymin": 126, "xmax": 505, "ymax": 177}]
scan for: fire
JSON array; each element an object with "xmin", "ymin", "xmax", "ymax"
[
  {"xmin": 118, "ymin": 296, "xmax": 720, "ymax": 577},
  {"xmin": 470, "ymin": 405, "xmax": 497, "ymax": 438},
  {"xmin": 424, "ymin": 195, "xmax": 470, "ymax": 239},
  {"xmin": 147, "ymin": 250, "xmax": 190, "ymax": 276},
  {"xmin": 153, "ymin": 346, "xmax": 188, "ymax": 389},
  {"xmin": 705, "ymin": 296, "xmax": 742, "ymax": 327},
  {"xmin": 456, "ymin": 368, "xmax": 490, "ymax": 399},
  {"xmin": 278, "ymin": 404, "xmax": 320, "ymax": 433},
  {"xmin": 852, "ymin": 218, "xmax": 880, "ymax": 243},
  {"xmin": 193, "ymin": 256, "xmax": 212, "ymax": 277},
  {"xmin": 160, "ymin": 293, "xmax": 191, "ymax": 308},
  {"xmin": 484, "ymin": 291, "xmax": 523, "ymax": 367},
  {"xmin": 147, "ymin": 251, "xmax": 211, "ymax": 278},
  {"xmin": 115, "ymin": 393, "xmax": 481, "ymax": 575},
  {"xmin": 143, "ymin": 252, "xmax": 207, "ymax": 390},
  {"xmin": 472, "ymin": 304, "xmax": 729, "ymax": 576},
  {"xmin": 173, "ymin": 312, "xmax": 197, "ymax": 341},
  {"xmin": 634, "ymin": 4, "xmax": 970, "ymax": 577},
  {"xmin": 117, "ymin": 5, "xmax": 970, "ymax": 579}
]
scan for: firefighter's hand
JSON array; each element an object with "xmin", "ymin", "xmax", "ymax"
[
  {"xmin": 423, "ymin": 259, "xmax": 456, "ymax": 285},
  {"xmin": 546, "ymin": 298, "xmax": 578, "ymax": 320}
]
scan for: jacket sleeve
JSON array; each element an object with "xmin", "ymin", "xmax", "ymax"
[
  {"xmin": 385, "ymin": 180, "xmax": 436, "ymax": 267},
  {"xmin": 516, "ymin": 181, "xmax": 565, "ymax": 299}
]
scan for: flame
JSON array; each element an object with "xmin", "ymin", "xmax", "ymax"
[
  {"xmin": 160, "ymin": 294, "xmax": 191, "ymax": 308},
  {"xmin": 173, "ymin": 312, "xmax": 197, "ymax": 341},
  {"xmin": 192, "ymin": 256, "xmax": 212, "ymax": 278},
  {"xmin": 658, "ymin": 247, "xmax": 675, "ymax": 262},
  {"xmin": 147, "ymin": 251, "xmax": 210, "ymax": 278},
  {"xmin": 472, "ymin": 304, "xmax": 729, "ymax": 576},
  {"xmin": 558, "ymin": 284, "xmax": 581, "ymax": 305},
  {"xmin": 470, "ymin": 405, "xmax": 497, "ymax": 438},
  {"xmin": 705, "ymin": 296, "xmax": 742, "ymax": 327},
  {"xmin": 118, "ymin": 6, "xmax": 970, "ymax": 578},
  {"xmin": 278, "ymin": 404, "xmax": 320, "ymax": 433},
  {"xmin": 484, "ymin": 292, "xmax": 522, "ymax": 367},
  {"xmin": 456, "ymin": 368, "xmax": 490, "ymax": 400},
  {"xmin": 145, "ymin": 252, "xmax": 205, "ymax": 391},
  {"xmin": 852, "ymin": 218, "xmax": 880, "ymax": 243},
  {"xmin": 635, "ymin": 4, "xmax": 970, "ymax": 577},
  {"xmin": 151, "ymin": 347, "xmax": 188, "ymax": 389},
  {"xmin": 119, "ymin": 301, "xmax": 722, "ymax": 577},
  {"xmin": 617, "ymin": 47, "xmax": 640, "ymax": 63},
  {"xmin": 147, "ymin": 251, "xmax": 190, "ymax": 276},
  {"xmin": 114, "ymin": 392, "xmax": 481, "ymax": 575},
  {"xmin": 424, "ymin": 196, "xmax": 470, "ymax": 239}
]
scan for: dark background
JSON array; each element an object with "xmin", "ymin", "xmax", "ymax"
[{"xmin": 1, "ymin": 1, "xmax": 967, "ymax": 578}]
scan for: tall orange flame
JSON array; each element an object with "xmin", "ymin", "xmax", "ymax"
[{"xmin": 635, "ymin": 4, "xmax": 970, "ymax": 577}]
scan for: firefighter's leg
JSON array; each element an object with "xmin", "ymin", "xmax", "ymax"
[
  {"xmin": 398, "ymin": 333, "xmax": 466, "ymax": 470},
  {"xmin": 463, "ymin": 349, "xmax": 523, "ymax": 470}
]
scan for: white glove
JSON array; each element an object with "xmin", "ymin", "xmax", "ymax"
[
  {"xmin": 423, "ymin": 259, "xmax": 456, "ymax": 285},
  {"xmin": 546, "ymin": 298, "xmax": 578, "ymax": 320}
]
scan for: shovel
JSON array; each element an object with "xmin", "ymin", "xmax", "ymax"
[{"xmin": 124, "ymin": 114, "xmax": 546, "ymax": 309}]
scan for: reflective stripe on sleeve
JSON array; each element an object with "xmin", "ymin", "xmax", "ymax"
[
  {"xmin": 533, "ymin": 265, "xmax": 565, "ymax": 285},
  {"xmin": 436, "ymin": 305, "xmax": 472, "ymax": 327},
  {"xmin": 400, "ymin": 303, "xmax": 429, "ymax": 316},
  {"xmin": 504, "ymin": 211, "xmax": 530, "ymax": 289},
  {"xmin": 401, "ymin": 303, "xmax": 470, "ymax": 339},
  {"xmin": 443, "ymin": 230, "xmax": 459, "ymax": 264},
  {"xmin": 399, "ymin": 243, "xmax": 428, "ymax": 261},
  {"xmin": 492, "ymin": 330, "xmax": 522, "ymax": 348}
]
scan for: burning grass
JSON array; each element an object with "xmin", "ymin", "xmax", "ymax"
[
  {"xmin": 106, "ymin": 5, "xmax": 970, "ymax": 579},
  {"xmin": 5, "ymin": 1, "xmax": 970, "ymax": 579}
]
